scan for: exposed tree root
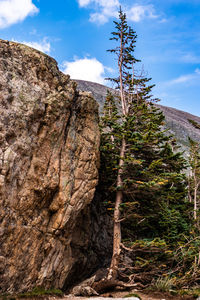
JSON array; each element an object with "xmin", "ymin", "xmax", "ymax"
[
  {"xmin": 71, "ymin": 264, "xmax": 147, "ymax": 296},
  {"xmin": 92, "ymin": 277, "xmax": 138, "ymax": 293}
]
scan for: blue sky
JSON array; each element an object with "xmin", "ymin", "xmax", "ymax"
[{"xmin": 0, "ymin": 0, "xmax": 200, "ymax": 116}]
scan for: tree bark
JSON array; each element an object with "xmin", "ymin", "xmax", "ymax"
[{"xmin": 108, "ymin": 138, "xmax": 126, "ymax": 280}]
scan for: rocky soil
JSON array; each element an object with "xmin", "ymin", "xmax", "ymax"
[{"xmin": 58, "ymin": 291, "xmax": 194, "ymax": 300}]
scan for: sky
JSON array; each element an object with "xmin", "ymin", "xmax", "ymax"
[{"xmin": 0, "ymin": 0, "xmax": 200, "ymax": 116}]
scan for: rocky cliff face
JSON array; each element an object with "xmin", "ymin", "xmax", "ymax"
[{"xmin": 0, "ymin": 40, "xmax": 112, "ymax": 293}]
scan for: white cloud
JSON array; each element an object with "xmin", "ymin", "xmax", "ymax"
[
  {"xmin": 77, "ymin": 0, "xmax": 158, "ymax": 24},
  {"xmin": 78, "ymin": 0, "xmax": 119, "ymax": 8},
  {"xmin": 62, "ymin": 57, "xmax": 106, "ymax": 84},
  {"xmin": 12, "ymin": 38, "xmax": 51, "ymax": 54},
  {"xmin": 79, "ymin": 0, "xmax": 92, "ymax": 6},
  {"xmin": 167, "ymin": 68, "xmax": 200, "ymax": 86},
  {"xmin": 127, "ymin": 5, "xmax": 158, "ymax": 22},
  {"xmin": 0, "ymin": 0, "xmax": 38, "ymax": 29},
  {"xmin": 89, "ymin": 12, "xmax": 108, "ymax": 24},
  {"xmin": 78, "ymin": 0, "xmax": 119, "ymax": 24}
]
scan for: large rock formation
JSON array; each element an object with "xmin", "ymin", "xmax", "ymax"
[{"xmin": 0, "ymin": 40, "xmax": 112, "ymax": 293}]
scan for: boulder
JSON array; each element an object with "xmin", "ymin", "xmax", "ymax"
[{"xmin": 0, "ymin": 40, "xmax": 111, "ymax": 293}]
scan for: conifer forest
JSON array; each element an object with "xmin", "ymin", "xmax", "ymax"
[{"xmin": 98, "ymin": 8, "xmax": 200, "ymax": 296}]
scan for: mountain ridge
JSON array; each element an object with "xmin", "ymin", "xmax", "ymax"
[{"xmin": 76, "ymin": 79, "xmax": 200, "ymax": 153}]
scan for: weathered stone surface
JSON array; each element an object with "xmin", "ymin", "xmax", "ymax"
[{"xmin": 0, "ymin": 40, "xmax": 105, "ymax": 293}]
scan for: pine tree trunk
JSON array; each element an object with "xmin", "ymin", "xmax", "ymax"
[
  {"xmin": 108, "ymin": 138, "xmax": 126, "ymax": 280},
  {"xmin": 194, "ymin": 186, "xmax": 197, "ymax": 220},
  {"xmin": 194, "ymin": 167, "xmax": 197, "ymax": 220},
  {"xmin": 108, "ymin": 13, "xmax": 129, "ymax": 280}
]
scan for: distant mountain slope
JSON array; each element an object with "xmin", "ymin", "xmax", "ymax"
[
  {"xmin": 156, "ymin": 104, "xmax": 200, "ymax": 150},
  {"xmin": 76, "ymin": 80, "xmax": 109, "ymax": 111},
  {"xmin": 76, "ymin": 79, "xmax": 200, "ymax": 153}
]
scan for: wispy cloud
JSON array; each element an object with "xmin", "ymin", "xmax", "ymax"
[
  {"xmin": 180, "ymin": 53, "xmax": 200, "ymax": 64},
  {"xmin": 77, "ymin": 0, "xmax": 159, "ymax": 24},
  {"xmin": 127, "ymin": 4, "xmax": 158, "ymax": 22},
  {"xmin": 12, "ymin": 38, "xmax": 51, "ymax": 54},
  {"xmin": 167, "ymin": 68, "xmax": 200, "ymax": 86},
  {"xmin": 0, "ymin": 0, "xmax": 39, "ymax": 29},
  {"xmin": 146, "ymin": 50, "xmax": 200, "ymax": 65},
  {"xmin": 62, "ymin": 57, "xmax": 106, "ymax": 84}
]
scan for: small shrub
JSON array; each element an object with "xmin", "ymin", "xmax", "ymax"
[{"xmin": 150, "ymin": 276, "xmax": 176, "ymax": 292}]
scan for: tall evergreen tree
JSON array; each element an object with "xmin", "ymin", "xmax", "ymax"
[
  {"xmin": 100, "ymin": 8, "xmax": 189, "ymax": 282},
  {"xmin": 105, "ymin": 7, "xmax": 141, "ymax": 279}
]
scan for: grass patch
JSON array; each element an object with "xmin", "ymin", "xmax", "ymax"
[
  {"xmin": 123, "ymin": 293, "xmax": 141, "ymax": 299},
  {"xmin": 149, "ymin": 276, "xmax": 176, "ymax": 293},
  {"xmin": 0, "ymin": 287, "xmax": 63, "ymax": 300}
]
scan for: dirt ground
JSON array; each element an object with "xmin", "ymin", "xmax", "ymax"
[{"xmin": 61, "ymin": 290, "xmax": 194, "ymax": 300}]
